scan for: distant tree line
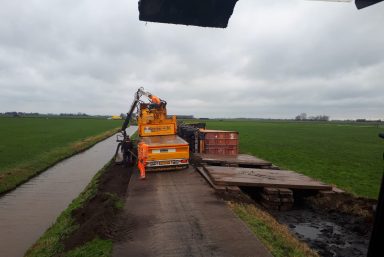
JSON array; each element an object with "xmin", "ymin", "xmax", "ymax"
[
  {"xmin": 1, "ymin": 112, "xmax": 40, "ymax": 117},
  {"xmin": 0, "ymin": 112, "xmax": 108, "ymax": 118},
  {"xmin": 59, "ymin": 112, "xmax": 89, "ymax": 117},
  {"xmin": 295, "ymin": 113, "xmax": 330, "ymax": 121},
  {"xmin": 356, "ymin": 119, "xmax": 382, "ymax": 123}
]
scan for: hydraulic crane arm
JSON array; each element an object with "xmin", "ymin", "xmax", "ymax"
[
  {"xmin": 115, "ymin": 87, "xmax": 162, "ymax": 166},
  {"xmin": 121, "ymin": 87, "xmax": 155, "ymax": 133}
]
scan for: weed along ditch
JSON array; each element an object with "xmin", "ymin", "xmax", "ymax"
[{"xmin": 0, "ymin": 127, "xmax": 136, "ymax": 257}]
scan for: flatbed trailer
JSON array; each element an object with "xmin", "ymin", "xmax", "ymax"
[{"xmin": 140, "ymin": 134, "xmax": 189, "ymax": 171}]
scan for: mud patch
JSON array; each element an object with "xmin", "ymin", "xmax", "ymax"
[
  {"xmin": 273, "ymin": 208, "xmax": 371, "ymax": 257},
  {"xmin": 63, "ymin": 164, "xmax": 132, "ymax": 251},
  {"xmin": 216, "ymin": 187, "xmax": 376, "ymax": 257},
  {"xmin": 306, "ymin": 192, "xmax": 376, "ymax": 219},
  {"xmin": 271, "ymin": 192, "xmax": 376, "ymax": 257}
]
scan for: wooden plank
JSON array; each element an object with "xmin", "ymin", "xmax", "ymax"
[
  {"xmin": 208, "ymin": 167, "xmax": 321, "ymax": 181},
  {"xmin": 261, "ymin": 187, "xmax": 294, "ymax": 211},
  {"xmin": 205, "ymin": 166, "xmax": 332, "ymax": 190},
  {"xmin": 279, "ymin": 188, "xmax": 294, "ymax": 196},
  {"xmin": 210, "ymin": 173, "xmax": 312, "ymax": 182},
  {"xmin": 195, "ymin": 153, "xmax": 272, "ymax": 166},
  {"xmin": 208, "ymin": 167, "xmax": 313, "ymax": 181},
  {"xmin": 209, "ymin": 172, "xmax": 329, "ymax": 186},
  {"xmin": 196, "ymin": 166, "xmax": 226, "ymax": 191},
  {"xmin": 213, "ymin": 176, "xmax": 331, "ymax": 190},
  {"xmin": 196, "ymin": 166, "xmax": 241, "ymax": 193},
  {"xmin": 263, "ymin": 187, "xmax": 279, "ymax": 195}
]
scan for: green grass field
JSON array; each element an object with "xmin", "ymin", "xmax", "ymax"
[
  {"xmin": 205, "ymin": 120, "xmax": 384, "ymax": 198},
  {"xmin": 0, "ymin": 117, "xmax": 121, "ymax": 193}
]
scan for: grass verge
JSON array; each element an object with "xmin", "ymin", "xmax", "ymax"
[
  {"xmin": 24, "ymin": 161, "xmax": 116, "ymax": 257},
  {"xmin": 0, "ymin": 128, "xmax": 118, "ymax": 194},
  {"xmin": 65, "ymin": 238, "xmax": 112, "ymax": 257},
  {"xmin": 229, "ymin": 202, "xmax": 319, "ymax": 257}
]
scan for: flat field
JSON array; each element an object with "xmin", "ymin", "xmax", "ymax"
[
  {"xmin": 205, "ymin": 120, "xmax": 383, "ymax": 198},
  {"xmin": 0, "ymin": 117, "xmax": 121, "ymax": 193}
]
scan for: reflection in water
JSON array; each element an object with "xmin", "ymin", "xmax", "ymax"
[{"xmin": 0, "ymin": 127, "xmax": 136, "ymax": 257}]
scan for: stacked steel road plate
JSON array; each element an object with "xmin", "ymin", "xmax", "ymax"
[{"xmin": 195, "ymin": 153, "xmax": 332, "ymax": 210}]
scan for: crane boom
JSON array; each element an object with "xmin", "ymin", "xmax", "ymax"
[{"xmin": 121, "ymin": 87, "xmax": 153, "ymax": 133}]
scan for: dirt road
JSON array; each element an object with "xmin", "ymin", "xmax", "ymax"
[{"xmin": 112, "ymin": 167, "xmax": 272, "ymax": 257}]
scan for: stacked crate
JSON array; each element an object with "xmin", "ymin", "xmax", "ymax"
[
  {"xmin": 200, "ymin": 129, "xmax": 239, "ymax": 156},
  {"xmin": 178, "ymin": 124, "xmax": 239, "ymax": 156},
  {"xmin": 261, "ymin": 188, "xmax": 294, "ymax": 211}
]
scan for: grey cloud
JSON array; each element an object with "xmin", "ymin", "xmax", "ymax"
[{"xmin": 0, "ymin": 0, "xmax": 383, "ymax": 119}]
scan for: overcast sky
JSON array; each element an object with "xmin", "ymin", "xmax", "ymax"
[{"xmin": 0, "ymin": 0, "xmax": 383, "ymax": 119}]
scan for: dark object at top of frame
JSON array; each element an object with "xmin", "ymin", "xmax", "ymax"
[
  {"xmin": 138, "ymin": 0, "xmax": 382, "ymax": 28},
  {"xmin": 138, "ymin": 0, "xmax": 239, "ymax": 28},
  {"xmin": 355, "ymin": 0, "xmax": 384, "ymax": 9}
]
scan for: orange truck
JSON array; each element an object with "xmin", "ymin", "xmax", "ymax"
[{"xmin": 115, "ymin": 87, "xmax": 189, "ymax": 171}]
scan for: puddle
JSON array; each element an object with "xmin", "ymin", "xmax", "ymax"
[
  {"xmin": 293, "ymin": 223, "xmax": 322, "ymax": 240},
  {"xmin": 273, "ymin": 209, "xmax": 370, "ymax": 257},
  {"xmin": 0, "ymin": 127, "xmax": 136, "ymax": 257}
]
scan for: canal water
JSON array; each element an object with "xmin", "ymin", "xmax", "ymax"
[{"xmin": 0, "ymin": 127, "xmax": 136, "ymax": 257}]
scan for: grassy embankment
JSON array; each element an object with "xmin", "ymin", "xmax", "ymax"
[
  {"xmin": 206, "ymin": 120, "xmax": 383, "ymax": 198},
  {"xmin": 25, "ymin": 161, "xmax": 117, "ymax": 257},
  {"xmin": 0, "ymin": 117, "xmax": 121, "ymax": 194}
]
